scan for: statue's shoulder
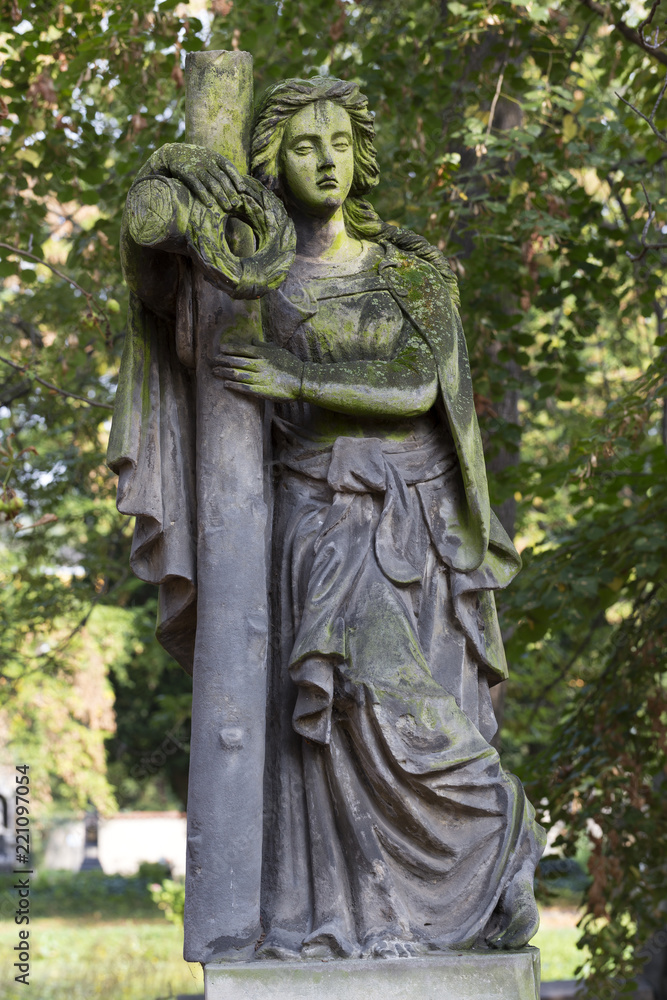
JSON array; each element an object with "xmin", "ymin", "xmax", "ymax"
[
  {"xmin": 378, "ymin": 242, "xmax": 455, "ymax": 311},
  {"xmin": 379, "ymin": 241, "xmax": 434, "ymax": 274}
]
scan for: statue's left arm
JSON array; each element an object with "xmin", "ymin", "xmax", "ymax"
[{"xmin": 211, "ymin": 327, "xmax": 439, "ymax": 418}]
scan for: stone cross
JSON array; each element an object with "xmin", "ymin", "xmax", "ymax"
[{"xmin": 182, "ymin": 50, "xmax": 268, "ymax": 965}]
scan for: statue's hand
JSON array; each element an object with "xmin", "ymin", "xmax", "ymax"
[
  {"xmin": 159, "ymin": 142, "xmax": 244, "ymax": 215},
  {"xmin": 211, "ymin": 342, "xmax": 303, "ymax": 402}
]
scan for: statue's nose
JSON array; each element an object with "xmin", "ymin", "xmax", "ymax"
[{"xmin": 319, "ymin": 148, "xmax": 335, "ymax": 170}]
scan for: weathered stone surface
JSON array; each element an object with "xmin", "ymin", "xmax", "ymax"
[
  {"xmin": 205, "ymin": 949, "xmax": 541, "ymax": 1000},
  {"xmin": 187, "ymin": 975, "xmax": 656, "ymax": 1000},
  {"xmin": 181, "ymin": 50, "xmax": 269, "ymax": 966}
]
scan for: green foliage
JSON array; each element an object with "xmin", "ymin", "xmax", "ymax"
[
  {"xmin": 104, "ymin": 597, "xmax": 192, "ymax": 811},
  {"xmin": 1, "ymin": 0, "xmax": 665, "ymax": 993},
  {"xmin": 0, "ymin": 867, "xmax": 167, "ymax": 919},
  {"xmin": 502, "ymin": 355, "xmax": 667, "ymax": 991},
  {"xmin": 148, "ymin": 876, "xmax": 186, "ymax": 927},
  {"xmin": 0, "ymin": 0, "xmax": 193, "ymax": 811},
  {"xmin": 536, "ymin": 857, "xmax": 592, "ymax": 909}
]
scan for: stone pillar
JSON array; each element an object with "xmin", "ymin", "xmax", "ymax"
[{"xmin": 182, "ymin": 50, "xmax": 269, "ymax": 965}]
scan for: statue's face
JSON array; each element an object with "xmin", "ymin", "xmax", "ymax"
[{"xmin": 280, "ymin": 100, "xmax": 354, "ymax": 217}]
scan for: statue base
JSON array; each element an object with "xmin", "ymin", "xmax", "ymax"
[{"xmin": 204, "ymin": 947, "xmax": 541, "ymax": 1000}]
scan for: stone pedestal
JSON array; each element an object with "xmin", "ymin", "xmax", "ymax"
[{"xmin": 205, "ymin": 947, "xmax": 540, "ymax": 1000}]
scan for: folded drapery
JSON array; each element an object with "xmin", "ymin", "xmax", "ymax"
[
  {"xmin": 262, "ymin": 418, "xmax": 545, "ymax": 956},
  {"xmin": 275, "ymin": 420, "xmax": 518, "ymax": 744}
]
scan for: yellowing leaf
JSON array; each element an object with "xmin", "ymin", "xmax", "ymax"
[
  {"xmin": 510, "ymin": 178, "xmax": 529, "ymax": 200},
  {"xmin": 562, "ymin": 114, "xmax": 578, "ymax": 143}
]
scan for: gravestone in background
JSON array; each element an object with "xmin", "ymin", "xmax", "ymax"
[{"xmin": 0, "ymin": 765, "xmax": 14, "ymax": 873}]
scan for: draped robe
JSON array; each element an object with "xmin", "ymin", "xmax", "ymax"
[{"xmin": 254, "ymin": 245, "xmax": 545, "ymax": 955}]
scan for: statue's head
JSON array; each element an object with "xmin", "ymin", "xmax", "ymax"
[
  {"xmin": 251, "ymin": 77, "xmax": 379, "ymax": 217},
  {"xmin": 250, "ymin": 75, "xmax": 458, "ymax": 305}
]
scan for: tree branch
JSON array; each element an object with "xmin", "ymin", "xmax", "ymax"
[
  {"xmin": 637, "ymin": 0, "xmax": 666, "ymax": 51},
  {"xmin": 486, "ymin": 38, "xmax": 514, "ymax": 137},
  {"xmin": 571, "ymin": 14, "xmax": 595, "ymax": 61},
  {"xmin": 0, "ymin": 355, "xmax": 114, "ymax": 410},
  {"xmin": 626, "ymin": 183, "xmax": 667, "ymax": 262},
  {"xmin": 0, "ymin": 241, "xmax": 112, "ymax": 342},
  {"xmin": 616, "ymin": 70, "xmax": 667, "ymax": 145},
  {"xmin": 576, "ymin": 0, "xmax": 667, "ymax": 67}
]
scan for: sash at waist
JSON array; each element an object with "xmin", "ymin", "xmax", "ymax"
[
  {"xmin": 274, "ymin": 416, "xmax": 458, "ymax": 490},
  {"xmin": 273, "ymin": 414, "xmax": 520, "ymax": 685},
  {"xmin": 274, "ymin": 418, "xmax": 458, "ymax": 588}
]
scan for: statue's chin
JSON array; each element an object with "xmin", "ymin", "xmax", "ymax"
[{"xmin": 284, "ymin": 189, "xmax": 346, "ymax": 220}]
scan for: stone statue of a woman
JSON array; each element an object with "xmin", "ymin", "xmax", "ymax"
[{"xmin": 109, "ymin": 72, "xmax": 545, "ymax": 964}]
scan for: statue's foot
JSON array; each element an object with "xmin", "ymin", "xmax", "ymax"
[
  {"xmin": 302, "ymin": 921, "xmax": 359, "ymax": 959},
  {"xmin": 255, "ymin": 929, "xmax": 302, "ymax": 960},
  {"xmin": 485, "ymin": 860, "xmax": 540, "ymax": 949},
  {"xmin": 365, "ymin": 935, "xmax": 419, "ymax": 959},
  {"xmin": 301, "ymin": 940, "xmax": 337, "ymax": 960}
]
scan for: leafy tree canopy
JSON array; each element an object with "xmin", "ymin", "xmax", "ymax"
[{"xmin": 0, "ymin": 0, "xmax": 665, "ymax": 991}]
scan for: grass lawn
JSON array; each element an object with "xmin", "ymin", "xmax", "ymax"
[
  {"xmin": 0, "ymin": 904, "xmax": 582, "ymax": 1000},
  {"xmin": 0, "ymin": 907, "xmax": 584, "ymax": 999},
  {"xmin": 535, "ymin": 906, "xmax": 585, "ymax": 981},
  {"xmin": 0, "ymin": 861, "xmax": 588, "ymax": 996},
  {"xmin": 0, "ymin": 918, "xmax": 204, "ymax": 1000}
]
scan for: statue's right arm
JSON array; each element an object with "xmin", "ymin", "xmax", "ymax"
[
  {"xmin": 213, "ymin": 328, "xmax": 439, "ymax": 418},
  {"xmin": 121, "ymin": 144, "xmax": 270, "ymax": 310},
  {"xmin": 120, "ymin": 147, "xmax": 196, "ymax": 320},
  {"xmin": 300, "ymin": 329, "xmax": 439, "ymax": 418}
]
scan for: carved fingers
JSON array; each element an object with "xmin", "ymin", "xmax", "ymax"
[
  {"xmin": 211, "ymin": 343, "xmax": 303, "ymax": 401},
  {"xmin": 161, "ymin": 143, "xmax": 241, "ymax": 214}
]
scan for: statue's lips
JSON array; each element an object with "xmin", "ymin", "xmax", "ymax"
[{"xmin": 317, "ymin": 177, "xmax": 338, "ymax": 189}]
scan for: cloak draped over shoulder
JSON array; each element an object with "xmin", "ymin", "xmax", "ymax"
[{"xmin": 107, "ymin": 166, "xmax": 201, "ymax": 672}]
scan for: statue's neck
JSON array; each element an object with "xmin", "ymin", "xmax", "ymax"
[{"xmin": 290, "ymin": 206, "xmax": 362, "ymax": 263}]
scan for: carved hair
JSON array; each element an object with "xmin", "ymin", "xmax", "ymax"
[{"xmin": 251, "ymin": 77, "xmax": 459, "ymax": 306}]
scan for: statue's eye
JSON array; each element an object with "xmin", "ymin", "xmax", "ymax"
[
  {"xmin": 294, "ymin": 143, "xmax": 314, "ymax": 156},
  {"xmin": 333, "ymin": 139, "xmax": 350, "ymax": 151}
]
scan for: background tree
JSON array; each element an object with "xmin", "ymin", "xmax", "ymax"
[{"xmin": 0, "ymin": 0, "xmax": 665, "ymax": 993}]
